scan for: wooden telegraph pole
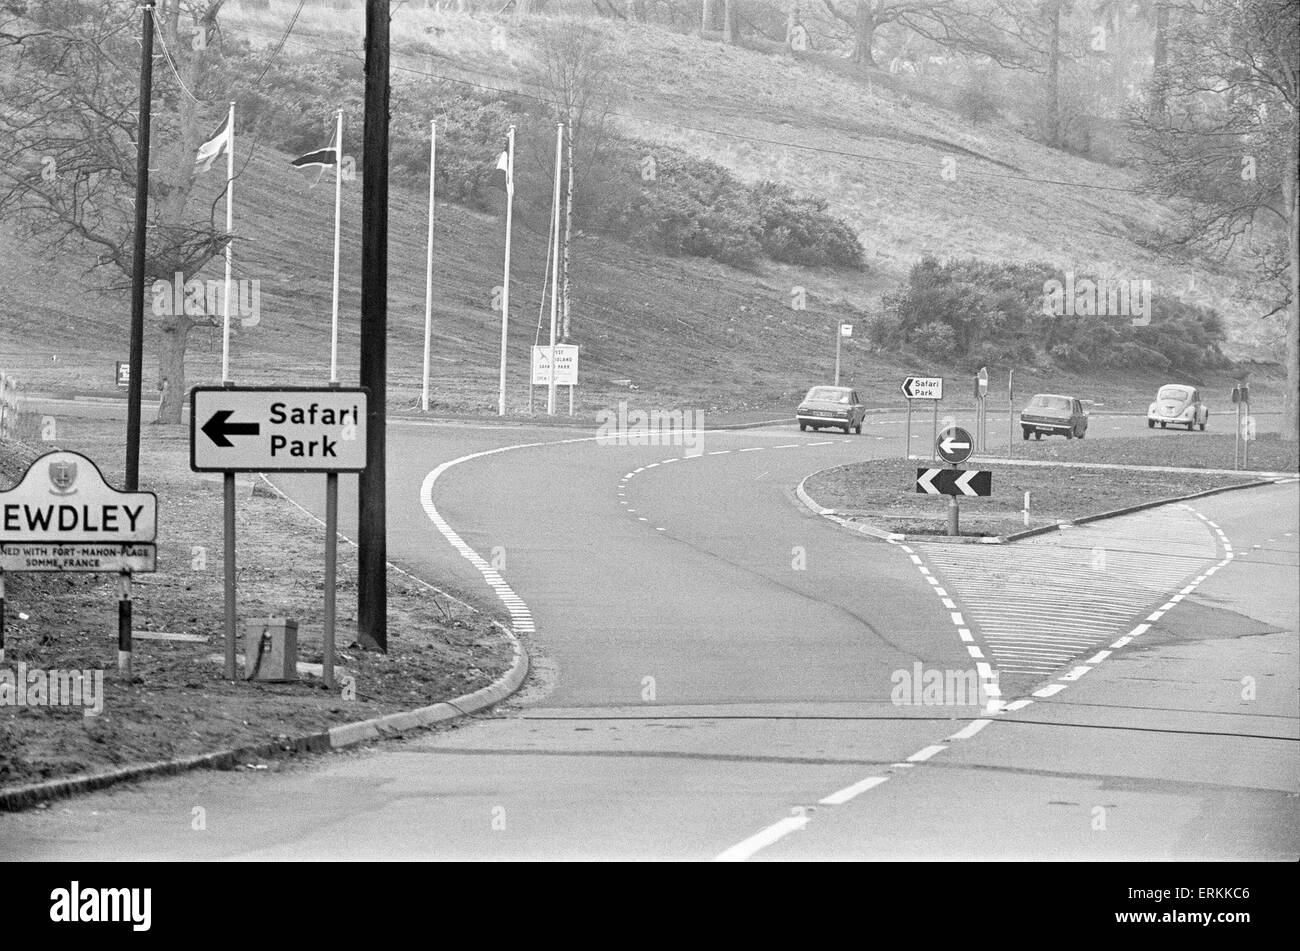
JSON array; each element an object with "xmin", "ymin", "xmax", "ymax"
[
  {"xmin": 358, "ymin": 0, "xmax": 390, "ymax": 652},
  {"xmin": 125, "ymin": 2, "xmax": 155, "ymax": 491}
]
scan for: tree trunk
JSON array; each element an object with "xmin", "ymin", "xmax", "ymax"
[
  {"xmin": 852, "ymin": 8, "xmax": 876, "ymax": 65},
  {"xmin": 155, "ymin": 315, "xmax": 193, "ymax": 424},
  {"xmin": 1044, "ymin": 0, "xmax": 1061, "ymax": 147},
  {"xmin": 702, "ymin": 0, "xmax": 714, "ymax": 33},
  {"xmin": 1284, "ymin": 133, "xmax": 1299, "ymax": 443},
  {"xmin": 723, "ymin": 0, "xmax": 737, "ymax": 44}
]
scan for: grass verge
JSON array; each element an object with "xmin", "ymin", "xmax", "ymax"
[
  {"xmin": 806, "ymin": 456, "xmax": 1273, "ymax": 537},
  {"xmin": 0, "ymin": 420, "xmax": 513, "ymax": 790}
]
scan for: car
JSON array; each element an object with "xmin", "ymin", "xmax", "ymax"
[
  {"xmin": 1147, "ymin": 384, "xmax": 1208, "ymax": 431},
  {"xmin": 797, "ymin": 385, "xmax": 865, "ymax": 434},
  {"xmin": 1020, "ymin": 393, "xmax": 1089, "ymax": 440}
]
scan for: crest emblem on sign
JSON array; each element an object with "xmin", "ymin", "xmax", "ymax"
[{"xmin": 48, "ymin": 460, "xmax": 78, "ymax": 495}]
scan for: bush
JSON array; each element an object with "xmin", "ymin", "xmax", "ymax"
[{"xmin": 752, "ymin": 182, "xmax": 864, "ymax": 268}]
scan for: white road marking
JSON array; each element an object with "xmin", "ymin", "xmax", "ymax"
[
  {"xmin": 1033, "ymin": 684, "xmax": 1066, "ymax": 698},
  {"xmin": 908, "ymin": 745, "xmax": 947, "ymax": 762},
  {"xmin": 948, "ymin": 719, "xmax": 992, "ymax": 740},
  {"xmin": 715, "ymin": 816, "xmax": 809, "ymax": 862},
  {"xmin": 819, "ymin": 776, "xmax": 889, "ymax": 806}
]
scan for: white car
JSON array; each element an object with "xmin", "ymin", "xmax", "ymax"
[{"xmin": 1147, "ymin": 384, "xmax": 1208, "ymax": 431}]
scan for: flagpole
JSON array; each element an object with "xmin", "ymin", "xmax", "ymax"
[
  {"xmin": 421, "ymin": 119, "xmax": 436, "ymax": 413},
  {"xmin": 221, "ymin": 101, "xmax": 234, "ymax": 383},
  {"xmin": 547, "ymin": 122, "xmax": 562, "ymax": 416},
  {"xmin": 330, "ymin": 108, "xmax": 343, "ymax": 384},
  {"xmin": 498, "ymin": 124, "xmax": 515, "ymax": 417}
]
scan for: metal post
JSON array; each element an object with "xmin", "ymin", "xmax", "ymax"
[
  {"xmin": 421, "ymin": 119, "xmax": 436, "ymax": 413},
  {"xmin": 0, "ymin": 572, "xmax": 6, "ymax": 664},
  {"xmin": 330, "ymin": 109, "xmax": 344, "ymax": 383},
  {"xmin": 223, "ymin": 471, "xmax": 236, "ymax": 679},
  {"xmin": 833, "ymin": 328, "xmax": 839, "ymax": 386},
  {"xmin": 547, "ymin": 122, "xmax": 563, "ymax": 416},
  {"xmin": 905, "ymin": 399, "xmax": 913, "ymax": 458},
  {"xmin": 497, "ymin": 125, "xmax": 516, "ymax": 417},
  {"xmin": 324, "ymin": 471, "xmax": 338, "ymax": 689},
  {"xmin": 1008, "ymin": 368, "xmax": 1015, "ymax": 456},
  {"xmin": 125, "ymin": 2, "xmax": 154, "ymax": 490},
  {"xmin": 1023, "ymin": 491, "xmax": 1030, "ymax": 527},
  {"xmin": 569, "ymin": 383, "xmax": 574, "ymax": 417},
  {"xmin": 931, "ymin": 401, "xmax": 939, "ymax": 462},
  {"xmin": 948, "ymin": 495, "xmax": 959, "ymax": 536},
  {"xmin": 117, "ymin": 572, "xmax": 132, "ymax": 674},
  {"xmin": 1234, "ymin": 400, "xmax": 1241, "ymax": 469},
  {"xmin": 1243, "ymin": 400, "xmax": 1250, "ymax": 469},
  {"xmin": 221, "ymin": 100, "xmax": 235, "ymax": 382}
]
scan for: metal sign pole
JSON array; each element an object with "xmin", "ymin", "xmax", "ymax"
[
  {"xmin": 1008, "ymin": 369, "xmax": 1015, "ymax": 456},
  {"xmin": 948, "ymin": 495, "xmax": 959, "ymax": 536},
  {"xmin": 117, "ymin": 572, "xmax": 132, "ymax": 674},
  {"xmin": 834, "ymin": 328, "xmax": 841, "ymax": 386},
  {"xmin": 905, "ymin": 399, "xmax": 913, "ymax": 458},
  {"xmin": 1235, "ymin": 398, "xmax": 1241, "ymax": 469},
  {"xmin": 223, "ymin": 471, "xmax": 237, "ymax": 680},
  {"xmin": 1243, "ymin": 399, "xmax": 1250, "ymax": 469},
  {"xmin": 323, "ymin": 471, "xmax": 338, "ymax": 689},
  {"xmin": 0, "ymin": 572, "xmax": 6, "ymax": 664},
  {"xmin": 931, "ymin": 401, "xmax": 939, "ymax": 462}
]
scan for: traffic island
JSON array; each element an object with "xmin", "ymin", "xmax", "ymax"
[
  {"xmin": 802, "ymin": 458, "xmax": 1281, "ymax": 541},
  {"xmin": 0, "ymin": 416, "xmax": 522, "ymax": 802}
]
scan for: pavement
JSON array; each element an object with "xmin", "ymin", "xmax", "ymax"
[{"xmin": 0, "ymin": 405, "xmax": 1295, "ymax": 860}]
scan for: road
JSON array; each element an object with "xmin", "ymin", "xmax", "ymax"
[{"xmin": 0, "ymin": 410, "xmax": 1296, "ymax": 860}]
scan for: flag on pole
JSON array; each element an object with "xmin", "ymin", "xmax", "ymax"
[
  {"xmin": 291, "ymin": 145, "xmax": 338, "ymax": 188},
  {"xmin": 194, "ymin": 113, "xmax": 232, "ymax": 173},
  {"xmin": 494, "ymin": 138, "xmax": 513, "ymax": 195}
]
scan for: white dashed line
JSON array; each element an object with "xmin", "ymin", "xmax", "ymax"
[{"xmin": 819, "ymin": 776, "xmax": 889, "ymax": 806}]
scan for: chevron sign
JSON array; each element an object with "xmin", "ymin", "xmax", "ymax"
[{"xmin": 915, "ymin": 468, "xmax": 992, "ymax": 497}]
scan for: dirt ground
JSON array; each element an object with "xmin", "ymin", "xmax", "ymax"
[
  {"xmin": 0, "ymin": 418, "xmax": 514, "ymax": 790},
  {"xmin": 805, "ymin": 454, "xmax": 1275, "ymax": 537}
]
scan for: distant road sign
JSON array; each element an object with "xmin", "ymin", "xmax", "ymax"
[
  {"xmin": 916, "ymin": 468, "xmax": 992, "ymax": 497},
  {"xmin": 190, "ymin": 387, "xmax": 368, "ymax": 473},
  {"xmin": 115, "ymin": 361, "xmax": 130, "ymax": 388},
  {"xmin": 902, "ymin": 376, "xmax": 943, "ymax": 400},
  {"xmin": 976, "ymin": 367, "xmax": 988, "ymax": 399},
  {"xmin": 936, "ymin": 426, "xmax": 975, "ymax": 464},
  {"xmin": 1241, "ymin": 415, "xmax": 1256, "ymax": 441},
  {"xmin": 840, "ymin": 323, "xmax": 853, "ymax": 338},
  {"xmin": 0, "ymin": 450, "xmax": 157, "ymax": 545},
  {"xmin": 531, "ymin": 344, "xmax": 579, "ymax": 386}
]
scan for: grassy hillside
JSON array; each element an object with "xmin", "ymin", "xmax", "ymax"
[{"xmin": 0, "ymin": 3, "xmax": 1287, "ymax": 420}]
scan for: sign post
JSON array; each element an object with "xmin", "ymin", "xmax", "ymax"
[
  {"xmin": 901, "ymin": 377, "xmax": 942, "ymax": 461},
  {"xmin": 191, "ymin": 386, "xmax": 368, "ymax": 686},
  {"xmin": 1007, "ymin": 369, "xmax": 1015, "ymax": 456},
  {"xmin": 0, "ymin": 451, "xmax": 158, "ymax": 672},
  {"xmin": 975, "ymin": 367, "xmax": 988, "ymax": 452},
  {"xmin": 835, "ymin": 323, "xmax": 852, "ymax": 386}
]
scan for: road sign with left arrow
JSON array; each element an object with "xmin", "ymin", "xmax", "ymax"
[
  {"xmin": 190, "ymin": 387, "xmax": 369, "ymax": 473},
  {"xmin": 916, "ymin": 468, "xmax": 992, "ymax": 497},
  {"xmin": 936, "ymin": 425, "xmax": 975, "ymax": 464}
]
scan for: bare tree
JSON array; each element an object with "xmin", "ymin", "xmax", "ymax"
[
  {"xmin": 1131, "ymin": 0, "xmax": 1298, "ymax": 442},
  {"xmin": 819, "ymin": 0, "xmax": 951, "ymax": 66},
  {"xmin": 0, "ymin": 0, "xmax": 232, "ymax": 423}
]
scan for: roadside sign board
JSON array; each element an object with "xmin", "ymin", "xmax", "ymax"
[
  {"xmin": 1241, "ymin": 415, "xmax": 1256, "ymax": 441},
  {"xmin": 0, "ymin": 451, "xmax": 157, "ymax": 545},
  {"xmin": 936, "ymin": 426, "xmax": 975, "ymax": 465},
  {"xmin": 976, "ymin": 367, "xmax": 988, "ymax": 398},
  {"xmin": 916, "ymin": 468, "xmax": 992, "ymax": 497},
  {"xmin": 840, "ymin": 323, "xmax": 853, "ymax": 338},
  {"xmin": 902, "ymin": 376, "xmax": 943, "ymax": 400},
  {"xmin": 115, "ymin": 361, "xmax": 130, "ymax": 388},
  {"xmin": 1, "ymin": 542, "xmax": 156, "ymax": 573},
  {"xmin": 531, "ymin": 344, "xmax": 580, "ymax": 386},
  {"xmin": 190, "ymin": 386, "xmax": 369, "ymax": 473}
]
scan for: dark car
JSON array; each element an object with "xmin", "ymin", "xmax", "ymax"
[
  {"xmin": 1020, "ymin": 393, "xmax": 1088, "ymax": 440},
  {"xmin": 797, "ymin": 386, "xmax": 865, "ymax": 434}
]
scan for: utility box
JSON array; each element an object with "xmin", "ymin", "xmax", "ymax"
[{"xmin": 243, "ymin": 617, "xmax": 298, "ymax": 682}]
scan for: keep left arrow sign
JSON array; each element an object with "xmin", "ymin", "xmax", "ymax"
[
  {"xmin": 202, "ymin": 410, "xmax": 261, "ymax": 448},
  {"xmin": 955, "ymin": 470, "xmax": 978, "ymax": 496}
]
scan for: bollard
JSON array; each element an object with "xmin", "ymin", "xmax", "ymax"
[
  {"xmin": 948, "ymin": 495, "xmax": 959, "ymax": 536},
  {"xmin": 1023, "ymin": 491, "xmax": 1030, "ymax": 527},
  {"xmin": 117, "ymin": 572, "xmax": 132, "ymax": 674}
]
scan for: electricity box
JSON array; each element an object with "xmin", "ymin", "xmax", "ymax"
[{"xmin": 243, "ymin": 617, "xmax": 299, "ymax": 682}]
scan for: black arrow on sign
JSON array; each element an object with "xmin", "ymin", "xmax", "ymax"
[{"xmin": 202, "ymin": 410, "xmax": 260, "ymax": 448}]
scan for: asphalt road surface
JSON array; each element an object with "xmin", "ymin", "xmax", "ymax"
[{"xmin": 1, "ymin": 412, "xmax": 1296, "ymax": 860}]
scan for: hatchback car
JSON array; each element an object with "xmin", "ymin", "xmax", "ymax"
[
  {"xmin": 1020, "ymin": 393, "xmax": 1088, "ymax": 440},
  {"xmin": 1148, "ymin": 384, "xmax": 1208, "ymax": 431},
  {"xmin": 797, "ymin": 386, "xmax": 865, "ymax": 434}
]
